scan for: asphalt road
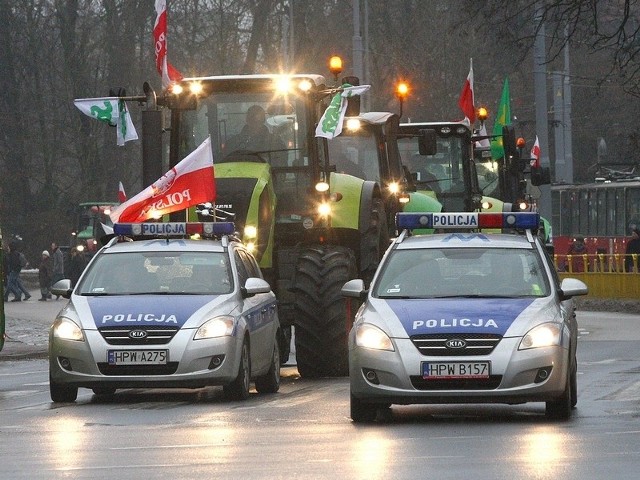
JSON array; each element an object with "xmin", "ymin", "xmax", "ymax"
[{"xmin": 2, "ymin": 309, "xmax": 640, "ymax": 479}]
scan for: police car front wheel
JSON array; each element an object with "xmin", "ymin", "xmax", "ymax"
[{"xmin": 50, "ymin": 374, "xmax": 78, "ymax": 403}]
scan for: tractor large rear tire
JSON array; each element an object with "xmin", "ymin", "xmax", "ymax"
[{"xmin": 293, "ymin": 245, "xmax": 357, "ymax": 378}]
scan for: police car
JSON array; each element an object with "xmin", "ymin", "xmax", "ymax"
[
  {"xmin": 49, "ymin": 222, "xmax": 281, "ymax": 402},
  {"xmin": 342, "ymin": 212, "xmax": 588, "ymax": 422}
]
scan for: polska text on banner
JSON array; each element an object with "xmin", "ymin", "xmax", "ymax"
[{"xmin": 110, "ymin": 137, "xmax": 215, "ymax": 223}]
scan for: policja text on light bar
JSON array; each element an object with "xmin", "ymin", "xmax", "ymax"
[{"xmin": 395, "ymin": 212, "xmax": 540, "ymax": 231}]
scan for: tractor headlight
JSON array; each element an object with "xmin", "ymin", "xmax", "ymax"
[
  {"xmin": 318, "ymin": 202, "xmax": 332, "ymax": 217},
  {"xmin": 387, "ymin": 182, "xmax": 401, "ymax": 194},
  {"xmin": 244, "ymin": 225, "xmax": 257, "ymax": 238}
]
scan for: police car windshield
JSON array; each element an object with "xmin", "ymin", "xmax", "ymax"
[
  {"xmin": 374, "ymin": 248, "xmax": 550, "ymax": 299},
  {"xmin": 76, "ymin": 252, "xmax": 233, "ymax": 296}
]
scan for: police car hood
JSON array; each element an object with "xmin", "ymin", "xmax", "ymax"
[
  {"xmin": 365, "ymin": 296, "xmax": 562, "ymax": 337},
  {"xmin": 69, "ymin": 294, "xmax": 233, "ymax": 330}
]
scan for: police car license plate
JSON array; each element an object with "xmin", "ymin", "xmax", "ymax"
[
  {"xmin": 422, "ymin": 361, "xmax": 490, "ymax": 379},
  {"xmin": 108, "ymin": 350, "xmax": 168, "ymax": 365}
]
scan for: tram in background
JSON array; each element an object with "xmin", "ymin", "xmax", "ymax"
[{"xmin": 551, "ymin": 176, "xmax": 640, "ymax": 256}]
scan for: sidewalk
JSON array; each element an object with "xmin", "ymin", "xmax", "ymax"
[{"xmin": 1, "ymin": 288, "xmax": 65, "ymax": 360}]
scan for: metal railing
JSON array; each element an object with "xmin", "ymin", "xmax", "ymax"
[{"xmin": 554, "ymin": 254, "xmax": 640, "ymax": 299}]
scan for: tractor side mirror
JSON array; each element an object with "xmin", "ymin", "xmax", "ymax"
[{"xmin": 531, "ymin": 166, "xmax": 551, "ymax": 186}]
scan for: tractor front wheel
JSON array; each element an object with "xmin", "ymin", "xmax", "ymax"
[{"xmin": 293, "ymin": 245, "xmax": 357, "ymax": 378}]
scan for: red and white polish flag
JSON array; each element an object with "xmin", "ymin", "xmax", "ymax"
[
  {"xmin": 154, "ymin": 0, "xmax": 183, "ymax": 88},
  {"xmin": 458, "ymin": 59, "xmax": 476, "ymax": 124},
  {"xmin": 530, "ymin": 136, "xmax": 541, "ymax": 168},
  {"xmin": 118, "ymin": 181, "xmax": 127, "ymax": 203},
  {"xmin": 110, "ymin": 137, "xmax": 216, "ymax": 223}
]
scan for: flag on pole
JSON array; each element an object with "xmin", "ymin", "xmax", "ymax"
[
  {"xmin": 530, "ymin": 135, "xmax": 541, "ymax": 168},
  {"xmin": 109, "ymin": 137, "xmax": 216, "ymax": 223},
  {"xmin": 154, "ymin": 0, "xmax": 183, "ymax": 88},
  {"xmin": 490, "ymin": 78, "xmax": 511, "ymax": 160},
  {"xmin": 74, "ymin": 97, "xmax": 139, "ymax": 146},
  {"xmin": 315, "ymin": 84, "xmax": 371, "ymax": 139},
  {"xmin": 118, "ymin": 182, "xmax": 127, "ymax": 203},
  {"xmin": 458, "ymin": 59, "xmax": 476, "ymax": 124}
]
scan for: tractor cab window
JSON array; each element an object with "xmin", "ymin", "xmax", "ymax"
[
  {"xmin": 328, "ymin": 133, "xmax": 381, "ymax": 183},
  {"xmin": 180, "ymin": 93, "xmax": 306, "ymax": 170}
]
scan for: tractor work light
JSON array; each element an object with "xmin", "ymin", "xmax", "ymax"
[
  {"xmin": 315, "ymin": 182, "xmax": 330, "ymax": 193},
  {"xmin": 396, "ymin": 212, "xmax": 540, "ymax": 231},
  {"xmin": 346, "ymin": 118, "xmax": 361, "ymax": 131},
  {"xmin": 113, "ymin": 222, "xmax": 235, "ymax": 237}
]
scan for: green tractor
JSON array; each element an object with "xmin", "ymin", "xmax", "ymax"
[
  {"xmin": 150, "ymin": 74, "xmax": 439, "ymax": 377},
  {"xmin": 398, "ymin": 121, "xmax": 552, "ymax": 239}
]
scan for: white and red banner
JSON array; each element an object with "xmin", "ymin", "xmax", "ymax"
[
  {"xmin": 154, "ymin": 0, "xmax": 183, "ymax": 88},
  {"xmin": 110, "ymin": 137, "xmax": 215, "ymax": 223},
  {"xmin": 530, "ymin": 136, "xmax": 541, "ymax": 168},
  {"xmin": 118, "ymin": 181, "xmax": 127, "ymax": 203},
  {"xmin": 458, "ymin": 59, "xmax": 476, "ymax": 124}
]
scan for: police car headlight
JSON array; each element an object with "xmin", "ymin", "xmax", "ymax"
[
  {"xmin": 355, "ymin": 323, "xmax": 394, "ymax": 351},
  {"xmin": 52, "ymin": 318, "xmax": 84, "ymax": 342},
  {"xmin": 194, "ymin": 316, "xmax": 235, "ymax": 340},
  {"xmin": 519, "ymin": 323, "xmax": 562, "ymax": 350}
]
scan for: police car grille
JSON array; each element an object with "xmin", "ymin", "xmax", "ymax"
[
  {"xmin": 410, "ymin": 334, "xmax": 502, "ymax": 356},
  {"xmin": 99, "ymin": 327, "xmax": 179, "ymax": 345},
  {"xmin": 410, "ymin": 375, "xmax": 503, "ymax": 390},
  {"xmin": 97, "ymin": 363, "xmax": 179, "ymax": 376}
]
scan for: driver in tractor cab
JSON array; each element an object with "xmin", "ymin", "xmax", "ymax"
[{"xmin": 223, "ymin": 105, "xmax": 287, "ymax": 167}]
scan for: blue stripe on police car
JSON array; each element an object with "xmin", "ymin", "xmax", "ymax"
[
  {"xmin": 88, "ymin": 296, "xmax": 216, "ymax": 328},
  {"xmin": 387, "ymin": 298, "xmax": 535, "ymax": 335}
]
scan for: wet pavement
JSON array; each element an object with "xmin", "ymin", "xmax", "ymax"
[{"xmin": 1, "ymin": 288, "xmax": 64, "ymax": 360}]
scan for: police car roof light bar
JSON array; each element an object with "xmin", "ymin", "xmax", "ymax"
[
  {"xmin": 396, "ymin": 212, "xmax": 540, "ymax": 231},
  {"xmin": 113, "ymin": 222, "xmax": 235, "ymax": 237}
]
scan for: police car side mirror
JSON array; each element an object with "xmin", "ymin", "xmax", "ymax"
[
  {"xmin": 51, "ymin": 279, "xmax": 73, "ymax": 299},
  {"xmin": 559, "ymin": 278, "xmax": 588, "ymax": 300},
  {"xmin": 242, "ymin": 277, "xmax": 272, "ymax": 298},
  {"xmin": 341, "ymin": 279, "xmax": 367, "ymax": 301}
]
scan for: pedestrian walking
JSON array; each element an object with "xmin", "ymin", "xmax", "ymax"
[
  {"xmin": 68, "ymin": 247, "xmax": 87, "ymax": 287},
  {"xmin": 38, "ymin": 250, "xmax": 53, "ymax": 300},
  {"xmin": 15, "ymin": 249, "xmax": 31, "ymax": 300},
  {"xmin": 3, "ymin": 241, "xmax": 23, "ymax": 302},
  {"xmin": 51, "ymin": 242, "xmax": 64, "ymax": 299}
]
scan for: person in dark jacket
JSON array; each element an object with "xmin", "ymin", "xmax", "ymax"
[
  {"xmin": 38, "ymin": 250, "xmax": 53, "ymax": 300},
  {"xmin": 68, "ymin": 247, "xmax": 87, "ymax": 287},
  {"xmin": 3, "ymin": 241, "xmax": 23, "ymax": 301},
  {"xmin": 625, "ymin": 228, "xmax": 640, "ymax": 273}
]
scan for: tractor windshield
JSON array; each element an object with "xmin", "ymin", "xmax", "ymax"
[
  {"xmin": 398, "ymin": 134, "xmax": 469, "ymax": 211},
  {"xmin": 179, "ymin": 92, "xmax": 308, "ymax": 169}
]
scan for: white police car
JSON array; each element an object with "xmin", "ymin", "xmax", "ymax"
[
  {"xmin": 342, "ymin": 212, "xmax": 588, "ymax": 422},
  {"xmin": 49, "ymin": 222, "xmax": 281, "ymax": 402}
]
